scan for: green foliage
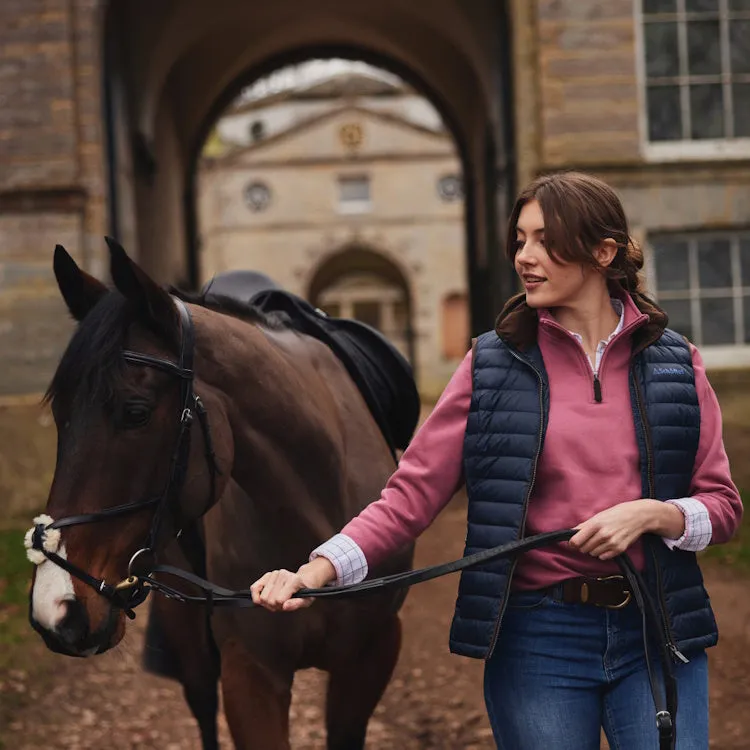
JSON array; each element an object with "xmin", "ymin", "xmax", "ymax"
[
  {"xmin": 700, "ymin": 491, "xmax": 750, "ymax": 570},
  {"xmin": 0, "ymin": 528, "xmax": 31, "ymax": 664}
]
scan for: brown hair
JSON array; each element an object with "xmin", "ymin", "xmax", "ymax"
[
  {"xmin": 506, "ymin": 171, "xmax": 644, "ymax": 292},
  {"xmin": 497, "ymin": 171, "xmax": 667, "ymax": 349}
]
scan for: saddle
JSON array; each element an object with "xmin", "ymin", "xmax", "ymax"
[{"xmin": 202, "ymin": 270, "xmax": 421, "ymax": 455}]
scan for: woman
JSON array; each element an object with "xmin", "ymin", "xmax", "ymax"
[{"xmin": 251, "ymin": 171, "xmax": 742, "ymax": 749}]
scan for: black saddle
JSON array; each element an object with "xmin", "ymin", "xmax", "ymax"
[
  {"xmin": 200, "ymin": 271, "xmax": 421, "ymax": 455},
  {"xmin": 202, "ymin": 270, "xmax": 280, "ymax": 304}
]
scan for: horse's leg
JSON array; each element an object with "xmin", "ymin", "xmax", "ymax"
[
  {"xmin": 180, "ymin": 617, "xmax": 220, "ymax": 750},
  {"xmin": 325, "ymin": 614, "xmax": 402, "ymax": 750},
  {"xmin": 144, "ymin": 596, "xmax": 220, "ymax": 750},
  {"xmin": 220, "ymin": 638, "xmax": 293, "ymax": 750}
]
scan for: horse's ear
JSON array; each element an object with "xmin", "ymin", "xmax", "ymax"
[
  {"xmin": 106, "ymin": 236, "xmax": 178, "ymax": 343},
  {"xmin": 53, "ymin": 244, "xmax": 107, "ymax": 321}
]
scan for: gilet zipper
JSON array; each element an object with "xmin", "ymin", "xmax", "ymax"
[
  {"xmin": 631, "ymin": 367, "xmax": 689, "ymax": 664},
  {"xmin": 487, "ymin": 347, "xmax": 546, "ymax": 658}
]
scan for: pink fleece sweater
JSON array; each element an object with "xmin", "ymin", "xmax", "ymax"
[{"xmin": 324, "ymin": 294, "xmax": 743, "ymax": 590}]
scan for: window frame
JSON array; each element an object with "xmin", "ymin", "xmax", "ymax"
[
  {"xmin": 648, "ymin": 227, "xmax": 750, "ymax": 366},
  {"xmin": 635, "ymin": 0, "xmax": 750, "ymax": 161}
]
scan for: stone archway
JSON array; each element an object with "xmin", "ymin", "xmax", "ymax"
[
  {"xmin": 308, "ymin": 246, "xmax": 416, "ymax": 369},
  {"xmin": 102, "ymin": 0, "xmax": 516, "ymax": 336}
]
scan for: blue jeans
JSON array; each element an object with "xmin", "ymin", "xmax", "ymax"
[{"xmin": 484, "ymin": 590, "xmax": 709, "ymax": 749}]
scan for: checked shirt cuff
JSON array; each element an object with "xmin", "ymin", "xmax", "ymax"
[
  {"xmin": 662, "ymin": 498, "xmax": 712, "ymax": 552},
  {"xmin": 310, "ymin": 534, "xmax": 369, "ymax": 586}
]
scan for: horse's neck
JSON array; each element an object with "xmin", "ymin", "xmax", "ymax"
[{"xmin": 196, "ymin": 316, "xmax": 345, "ymax": 542}]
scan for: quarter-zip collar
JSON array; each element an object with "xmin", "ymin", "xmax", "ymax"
[
  {"xmin": 495, "ymin": 285, "xmax": 667, "ymax": 353},
  {"xmin": 537, "ymin": 299, "xmax": 625, "ymax": 373},
  {"xmin": 535, "ymin": 290, "xmax": 649, "ymax": 403},
  {"xmin": 537, "ymin": 290, "xmax": 649, "ymax": 364}
]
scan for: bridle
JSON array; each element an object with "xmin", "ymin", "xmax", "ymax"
[
  {"xmin": 27, "ymin": 298, "xmax": 219, "ymax": 618},
  {"xmin": 25, "ymin": 298, "xmax": 678, "ymax": 749}
]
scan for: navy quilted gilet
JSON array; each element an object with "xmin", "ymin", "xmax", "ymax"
[{"xmin": 449, "ymin": 329, "xmax": 717, "ymax": 660}]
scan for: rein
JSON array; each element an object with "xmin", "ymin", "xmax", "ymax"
[{"xmin": 25, "ymin": 300, "xmax": 678, "ymax": 750}]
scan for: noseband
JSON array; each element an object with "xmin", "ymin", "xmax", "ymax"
[{"xmin": 26, "ymin": 298, "xmax": 219, "ymax": 618}]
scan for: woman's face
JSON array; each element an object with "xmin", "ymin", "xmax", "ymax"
[{"xmin": 514, "ymin": 199, "xmax": 600, "ymax": 310}]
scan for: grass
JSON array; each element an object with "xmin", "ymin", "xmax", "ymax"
[
  {"xmin": 0, "ymin": 527, "xmax": 32, "ymax": 665},
  {"xmin": 699, "ymin": 491, "xmax": 750, "ymax": 570},
  {"xmin": 0, "ymin": 401, "xmax": 55, "ymax": 709},
  {"xmin": 0, "ymin": 526, "xmax": 44, "ymax": 747}
]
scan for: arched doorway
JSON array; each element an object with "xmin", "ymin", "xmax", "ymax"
[
  {"xmin": 309, "ymin": 247, "xmax": 415, "ymax": 368},
  {"xmin": 102, "ymin": 0, "xmax": 516, "ymax": 336}
]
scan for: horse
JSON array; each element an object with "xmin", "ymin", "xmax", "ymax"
[{"xmin": 27, "ymin": 238, "xmax": 416, "ymax": 750}]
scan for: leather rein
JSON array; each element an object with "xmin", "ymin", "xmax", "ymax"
[{"xmin": 27, "ymin": 299, "xmax": 678, "ymax": 750}]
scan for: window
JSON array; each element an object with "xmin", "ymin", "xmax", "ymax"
[
  {"xmin": 319, "ymin": 302, "xmax": 340, "ymax": 318},
  {"xmin": 352, "ymin": 300, "xmax": 381, "ymax": 330},
  {"xmin": 650, "ymin": 229, "xmax": 750, "ymax": 346},
  {"xmin": 337, "ymin": 175, "xmax": 371, "ymax": 214},
  {"xmin": 316, "ymin": 273, "xmax": 411, "ymax": 358},
  {"xmin": 640, "ymin": 0, "xmax": 750, "ymax": 151}
]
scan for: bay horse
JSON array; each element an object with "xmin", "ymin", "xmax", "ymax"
[{"xmin": 27, "ymin": 239, "xmax": 415, "ymax": 749}]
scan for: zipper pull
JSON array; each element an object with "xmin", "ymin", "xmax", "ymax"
[
  {"xmin": 593, "ymin": 374, "xmax": 602, "ymax": 403},
  {"xmin": 669, "ymin": 644, "xmax": 690, "ymax": 664}
]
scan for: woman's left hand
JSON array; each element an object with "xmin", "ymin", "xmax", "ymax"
[{"xmin": 569, "ymin": 499, "xmax": 662, "ymax": 560}]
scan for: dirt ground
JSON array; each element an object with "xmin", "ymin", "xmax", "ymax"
[{"xmin": 1, "ymin": 496, "xmax": 749, "ymax": 750}]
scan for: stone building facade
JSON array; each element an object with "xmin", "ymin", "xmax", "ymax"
[
  {"xmin": 198, "ymin": 72, "xmax": 467, "ymax": 397},
  {"xmin": 1, "ymin": 0, "xmax": 749, "ymax": 399}
]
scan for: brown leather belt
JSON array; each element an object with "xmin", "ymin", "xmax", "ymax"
[{"xmin": 557, "ymin": 575, "xmax": 632, "ymax": 609}]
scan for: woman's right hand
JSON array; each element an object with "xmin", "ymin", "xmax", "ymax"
[{"xmin": 250, "ymin": 557, "xmax": 336, "ymax": 612}]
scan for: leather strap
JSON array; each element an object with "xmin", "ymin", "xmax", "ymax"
[{"xmin": 618, "ymin": 555, "xmax": 678, "ymax": 750}]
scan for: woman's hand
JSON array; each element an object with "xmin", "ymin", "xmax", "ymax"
[
  {"xmin": 569, "ymin": 499, "xmax": 685, "ymax": 560},
  {"xmin": 250, "ymin": 557, "xmax": 336, "ymax": 612}
]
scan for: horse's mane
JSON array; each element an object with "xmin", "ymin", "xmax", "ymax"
[
  {"xmin": 170, "ymin": 288, "xmax": 291, "ymax": 330},
  {"xmin": 46, "ymin": 287, "xmax": 290, "ymax": 412}
]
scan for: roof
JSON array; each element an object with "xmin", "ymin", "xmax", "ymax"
[
  {"xmin": 205, "ymin": 102, "xmax": 449, "ymax": 166},
  {"xmin": 228, "ymin": 70, "xmax": 409, "ymax": 116}
]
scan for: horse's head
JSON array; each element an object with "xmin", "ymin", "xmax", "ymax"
[{"xmin": 28, "ymin": 240, "xmax": 231, "ymax": 656}]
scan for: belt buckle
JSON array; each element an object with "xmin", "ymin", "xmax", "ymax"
[{"xmin": 594, "ymin": 575, "xmax": 632, "ymax": 609}]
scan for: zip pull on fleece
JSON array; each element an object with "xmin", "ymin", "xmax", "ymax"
[{"xmin": 593, "ymin": 374, "xmax": 602, "ymax": 403}]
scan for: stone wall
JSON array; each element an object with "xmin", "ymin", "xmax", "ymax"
[
  {"xmin": 0, "ymin": 0, "xmax": 78, "ymax": 190},
  {"xmin": 535, "ymin": 0, "xmax": 641, "ymax": 167},
  {"xmin": 0, "ymin": 212, "xmax": 80, "ymax": 395},
  {"xmin": 0, "ymin": 0, "xmax": 106, "ymax": 397}
]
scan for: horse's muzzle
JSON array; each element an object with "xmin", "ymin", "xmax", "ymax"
[{"xmin": 30, "ymin": 598, "xmax": 121, "ymax": 657}]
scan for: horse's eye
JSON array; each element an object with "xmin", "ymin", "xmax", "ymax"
[{"xmin": 122, "ymin": 402, "xmax": 152, "ymax": 429}]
